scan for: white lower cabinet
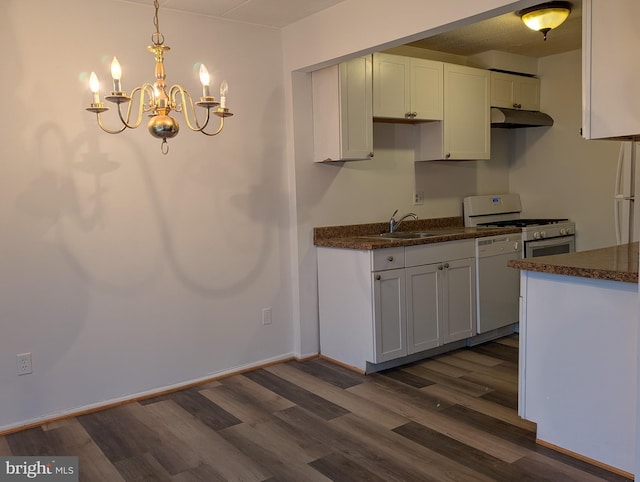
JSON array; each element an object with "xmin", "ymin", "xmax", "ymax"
[
  {"xmin": 406, "ymin": 263, "xmax": 440, "ymax": 353},
  {"xmin": 405, "ymin": 242, "xmax": 476, "ymax": 354},
  {"xmin": 373, "ymin": 268, "xmax": 407, "ymax": 362},
  {"xmin": 317, "ymin": 239, "xmax": 476, "ymax": 372}
]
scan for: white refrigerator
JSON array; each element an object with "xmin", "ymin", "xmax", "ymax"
[{"xmin": 614, "ymin": 141, "xmax": 640, "ymax": 245}]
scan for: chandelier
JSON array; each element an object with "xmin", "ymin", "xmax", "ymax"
[{"xmin": 86, "ymin": 0, "xmax": 233, "ymax": 154}]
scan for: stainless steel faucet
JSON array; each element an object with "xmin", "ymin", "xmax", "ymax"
[{"xmin": 389, "ymin": 209, "xmax": 418, "ymax": 233}]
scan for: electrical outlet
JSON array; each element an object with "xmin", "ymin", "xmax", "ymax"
[
  {"xmin": 16, "ymin": 353, "xmax": 32, "ymax": 376},
  {"xmin": 262, "ymin": 308, "xmax": 272, "ymax": 325},
  {"xmin": 413, "ymin": 191, "xmax": 424, "ymax": 205}
]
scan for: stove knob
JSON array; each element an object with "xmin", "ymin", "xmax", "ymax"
[
  {"xmin": 540, "ymin": 231, "xmax": 546, "ymax": 238},
  {"xmin": 560, "ymin": 228, "xmax": 567, "ymax": 236},
  {"xmin": 533, "ymin": 231, "xmax": 541, "ymax": 240}
]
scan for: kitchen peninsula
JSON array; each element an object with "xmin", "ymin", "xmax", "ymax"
[{"xmin": 509, "ymin": 243, "xmax": 639, "ymax": 477}]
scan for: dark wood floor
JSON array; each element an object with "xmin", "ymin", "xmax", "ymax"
[{"xmin": 0, "ymin": 336, "xmax": 631, "ymax": 481}]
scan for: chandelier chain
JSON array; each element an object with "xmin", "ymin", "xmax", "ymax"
[{"xmin": 152, "ymin": 0, "xmax": 164, "ymax": 46}]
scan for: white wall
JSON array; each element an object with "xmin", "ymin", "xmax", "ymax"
[
  {"xmin": 1, "ymin": 0, "xmax": 292, "ymax": 430},
  {"xmin": 509, "ymin": 49, "xmax": 620, "ymax": 250}
]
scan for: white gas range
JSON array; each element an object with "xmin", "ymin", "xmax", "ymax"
[{"xmin": 463, "ymin": 193, "xmax": 575, "ymax": 258}]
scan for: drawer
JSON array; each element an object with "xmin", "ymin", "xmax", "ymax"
[
  {"xmin": 371, "ymin": 247, "xmax": 405, "ymax": 271},
  {"xmin": 405, "ymin": 239, "xmax": 474, "ymax": 267}
]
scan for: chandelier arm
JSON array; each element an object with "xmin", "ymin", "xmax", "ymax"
[
  {"xmin": 95, "ymin": 113, "xmax": 128, "ymax": 135},
  {"xmin": 141, "ymin": 83, "xmax": 157, "ymax": 109},
  {"xmin": 170, "ymin": 85, "xmax": 211, "ymax": 132},
  {"xmin": 113, "ymin": 85, "xmax": 155, "ymax": 130},
  {"xmin": 199, "ymin": 116, "xmax": 225, "ymax": 137}
]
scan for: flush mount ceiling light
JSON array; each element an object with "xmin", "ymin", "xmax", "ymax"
[
  {"xmin": 86, "ymin": 0, "xmax": 233, "ymax": 154},
  {"xmin": 518, "ymin": 1, "xmax": 572, "ymax": 41}
]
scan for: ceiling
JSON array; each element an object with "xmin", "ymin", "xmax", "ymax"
[
  {"xmin": 119, "ymin": 0, "xmax": 347, "ymax": 28},
  {"xmin": 120, "ymin": 0, "xmax": 581, "ymax": 58},
  {"xmin": 409, "ymin": 1, "xmax": 582, "ymax": 58}
]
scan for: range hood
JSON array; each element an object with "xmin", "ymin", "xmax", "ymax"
[{"xmin": 491, "ymin": 107, "xmax": 554, "ymax": 128}]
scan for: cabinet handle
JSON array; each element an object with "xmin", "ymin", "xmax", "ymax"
[
  {"xmin": 513, "ymin": 103, "xmax": 522, "ymax": 109},
  {"xmin": 445, "ymin": 153, "xmax": 451, "ymax": 159},
  {"xmin": 369, "ymin": 152, "xmax": 374, "ymax": 158},
  {"xmin": 375, "ymin": 275, "xmax": 381, "ymax": 281},
  {"xmin": 387, "ymin": 256, "xmax": 394, "ymax": 262},
  {"xmin": 404, "ymin": 112, "xmax": 412, "ymax": 119},
  {"xmin": 411, "ymin": 112, "xmax": 417, "ymax": 118},
  {"xmin": 438, "ymin": 265, "xmax": 444, "ymax": 270},
  {"xmin": 444, "ymin": 263, "xmax": 450, "ymax": 269}
]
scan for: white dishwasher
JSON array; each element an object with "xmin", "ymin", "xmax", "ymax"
[{"xmin": 476, "ymin": 233, "xmax": 522, "ymax": 333}]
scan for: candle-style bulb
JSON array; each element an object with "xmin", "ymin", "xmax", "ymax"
[
  {"xmin": 89, "ymin": 72, "xmax": 100, "ymax": 103},
  {"xmin": 110, "ymin": 57, "xmax": 122, "ymax": 92},
  {"xmin": 199, "ymin": 64, "xmax": 210, "ymax": 86},
  {"xmin": 199, "ymin": 64, "xmax": 211, "ymax": 98},
  {"xmin": 220, "ymin": 80, "xmax": 228, "ymax": 108},
  {"xmin": 111, "ymin": 57, "xmax": 121, "ymax": 80},
  {"xmin": 89, "ymin": 72, "xmax": 100, "ymax": 93}
]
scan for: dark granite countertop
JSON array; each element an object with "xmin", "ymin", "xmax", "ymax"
[
  {"xmin": 508, "ymin": 242, "xmax": 639, "ymax": 284},
  {"xmin": 314, "ymin": 217, "xmax": 521, "ymax": 250}
]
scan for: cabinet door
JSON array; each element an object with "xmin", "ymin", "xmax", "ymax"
[
  {"xmin": 444, "ymin": 64, "xmax": 490, "ymax": 160},
  {"xmin": 582, "ymin": 0, "xmax": 640, "ymax": 139},
  {"xmin": 373, "ymin": 53, "xmax": 410, "ymax": 119},
  {"xmin": 490, "ymin": 72, "xmax": 540, "ymax": 111},
  {"xmin": 339, "ymin": 55, "xmax": 373, "ymax": 159},
  {"xmin": 516, "ymin": 76, "xmax": 540, "ymax": 111},
  {"xmin": 490, "ymin": 72, "xmax": 516, "ymax": 109},
  {"xmin": 411, "ymin": 58, "xmax": 443, "ymax": 120},
  {"xmin": 442, "ymin": 258, "xmax": 476, "ymax": 344},
  {"xmin": 406, "ymin": 264, "xmax": 441, "ymax": 353},
  {"xmin": 373, "ymin": 268, "xmax": 407, "ymax": 362},
  {"xmin": 312, "ymin": 55, "xmax": 373, "ymax": 162}
]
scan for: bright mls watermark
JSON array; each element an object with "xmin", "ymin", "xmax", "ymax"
[{"xmin": 0, "ymin": 457, "xmax": 78, "ymax": 481}]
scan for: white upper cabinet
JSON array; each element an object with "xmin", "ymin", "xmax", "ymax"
[
  {"xmin": 312, "ymin": 55, "xmax": 374, "ymax": 162},
  {"xmin": 415, "ymin": 63, "xmax": 490, "ymax": 161},
  {"xmin": 373, "ymin": 53, "xmax": 443, "ymax": 121},
  {"xmin": 582, "ymin": 0, "xmax": 640, "ymax": 139},
  {"xmin": 490, "ymin": 71, "xmax": 540, "ymax": 111}
]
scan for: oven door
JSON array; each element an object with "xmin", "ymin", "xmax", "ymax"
[{"xmin": 525, "ymin": 235, "xmax": 575, "ymax": 258}]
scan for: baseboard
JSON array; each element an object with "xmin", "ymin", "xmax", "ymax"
[
  {"xmin": 536, "ymin": 438, "xmax": 634, "ymax": 480},
  {"xmin": 466, "ymin": 324, "xmax": 517, "ymax": 346},
  {"xmin": 0, "ymin": 352, "xmax": 306, "ymax": 436},
  {"xmin": 318, "ymin": 355, "xmax": 365, "ymax": 375}
]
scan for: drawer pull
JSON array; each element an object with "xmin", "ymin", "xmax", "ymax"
[
  {"xmin": 387, "ymin": 256, "xmax": 394, "ymax": 262},
  {"xmin": 375, "ymin": 275, "xmax": 381, "ymax": 281},
  {"xmin": 444, "ymin": 263, "xmax": 450, "ymax": 269}
]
